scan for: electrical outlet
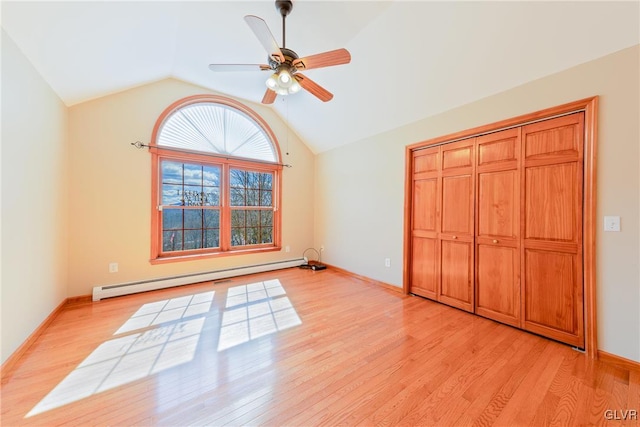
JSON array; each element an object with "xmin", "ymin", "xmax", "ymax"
[
  {"xmin": 604, "ymin": 216, "xmax": 621, "ymax": 232},
  {"xmin": 384, "ymin": 258, "xmax": 391, "ymax": 268},
  {"xmin": 320, "ymin": 245, "xmax": 325, "ymax": 252},
  {"xmin": 109, "ymin": 262, "xmax": 119, "ymax": 273},
  {"xmin": 285, "ymin": 245, "xmax": 290, "ymax": 253}
]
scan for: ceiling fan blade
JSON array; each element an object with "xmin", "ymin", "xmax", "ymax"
[
  {"xmin": 295, "ymin": 74, "xmax": 333, "ymax": 102},
  {"xmin": 293, "ymin": 48, "xmax": 351, "ymax": 71},
  {"xmin": 209, "ymin": 64, "xmax": 271, "ymax": 72},
  {"xmin": 262, "ymin": 88, "xmax": 277, "ymax": 105},
  {"xmin": 244, "ymin": 15, "xmax": 285, "ymax": 63},
  {"xmin": 262, "ymin": 89, "xmax": 278, "ymax": 104}
]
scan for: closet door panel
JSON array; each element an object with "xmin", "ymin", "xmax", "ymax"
[
  {"xmin": 478, "ymin": 170, "xmax": 518, "ymax": 238},
  {"xmin": 413, "ymin": 179, "xmax": 437, "ymax": 232},
  {"xmin": 440, "ymin": 139, "xmax": 474, "ymax": 238},
  {"xmin": 438, "ymin": 139, "xmax": 475, "ymax": 311},
  {"xmin": 476, "ymin": 244, "xmax": 519, "ymax": 326},
  {"xmin": 411, "ymin": 237, "xmax": 438, "ymax": 299},
  {"xmin": 441, "ymin": 175, "xmax": 473, "ymax": 235},
  {"xmin": 523, "ymin": 249, "xmax": 582, "ymax": 346},
  {"xmin": 475, "ymin": 128, "xmax": 521, "ymax": 325},
  {"xmin": 414, "ymin": 151, "xmax": 438, "ymax": 175},
  {"xmin": 523, "ymin": 114, "xmax": 581, "ymax": 160},
  {"xmin": 409, "ymin": 147, "xmax": 440, "ymax": 298},
  {"xmin": 440, "ymin": 239, "xmax": 473, "ymax": 312},
  {"xmin": 522, "ymin": 113, "xmax": 584, "ymax": 347},
  {"xmin": 525, "ymin": 163, "xmax": 578, "ymax": 242},
  {"xmin": 442, "ymin": 145, "xmax": 473, "ymax": 170},
  {"xmin": 478, "ymin": 138, "xmax": 517, "ymax": 166}
]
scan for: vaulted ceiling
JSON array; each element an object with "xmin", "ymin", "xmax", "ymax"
[{"xmin": 2, "ymin": 1, "xmax": 638, "ymax": 153}]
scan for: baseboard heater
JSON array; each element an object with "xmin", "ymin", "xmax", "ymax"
[{"xmin": 92, "ymin": 258, "xmax": 305, "ymax": 301}]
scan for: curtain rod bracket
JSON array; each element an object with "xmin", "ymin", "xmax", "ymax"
[
  {"xmin": 131, "ymin": 141, "xmax": 149, "ymax": 149},
  {"xmin": 131, "ymin": 141, "xmax": 148, "ymax": 149}
]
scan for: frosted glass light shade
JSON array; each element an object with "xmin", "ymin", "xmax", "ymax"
[
  {"xmin": 266, "ymin": 75, "xmax": 278, "ymax": 89},
  {"xmin": 265, "ymin": 67, "xmax": 302, "ymax": 96},
  {"xmin": 290, "ymin": 80, "xmax": 301, "ymax": 93},
  {"xmin": 278, "ymin": 70, "xmax": 291, "ymax": 85}
]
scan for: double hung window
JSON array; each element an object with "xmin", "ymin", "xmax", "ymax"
[{"xmin": 150, "ymin": 95, "xmax": 282, "ymax": 262}]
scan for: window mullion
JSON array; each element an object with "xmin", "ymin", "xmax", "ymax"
[
  {"xmin": 181, "ymin": 163, "xmax": 185, "ymax": 251},
  {"xmin": 200, "ymin": 165, "xmax": 205, "ymax": 248},
  {"xmin": 244, "ymin": 179, "xmax": 248, "ymax": 246},
  {"xmin": 221, "ymin": 163, "xmax": 231, "ymax": 251}
]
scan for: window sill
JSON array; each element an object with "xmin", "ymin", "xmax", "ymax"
[{"xmin": 150, "ymin": 246, "xmax": 281, "ymax": 265}]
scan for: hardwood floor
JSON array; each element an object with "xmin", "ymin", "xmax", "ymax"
[{"xmin": 1, "ymin": 267, "xmax": 638, "ymax": 426}]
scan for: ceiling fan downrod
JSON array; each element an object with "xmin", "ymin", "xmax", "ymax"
[{"xmin": 276, "ymin": 0, "xmax": 293, "ymax": 48}]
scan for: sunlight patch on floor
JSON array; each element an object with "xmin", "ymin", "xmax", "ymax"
[
  {"xmin": 115, "ymin": 291, "xmax": 214, "ymax": 334},
  {"xmin": 218, "ymin": 280, "xmax": 301, "ymax": 351},
  {"xmin": 26, "ymin": 291, "xmax": 214, "ymax": 418}
]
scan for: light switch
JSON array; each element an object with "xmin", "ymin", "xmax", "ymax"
[{"xmin": 604, "ymin": 216, "xmax": 620, "ymax": 232}]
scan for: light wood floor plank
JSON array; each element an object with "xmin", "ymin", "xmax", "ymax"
[{"xmin": 1, "ymin": 268, "xmax": 638, "ymax": 426}]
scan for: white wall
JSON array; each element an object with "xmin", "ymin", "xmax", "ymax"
[
  {"xmin": 315, "ymin": 45, "xmax": 640, "ymax": 362},
  {"xmin": 1, "ymin": 31, "xmax": 69, "ymax": 363},
  {"xmin": 67, "ymin": 79, "xmax": 315, "ymax": 296}
]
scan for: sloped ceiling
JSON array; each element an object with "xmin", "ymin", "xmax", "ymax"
[{"xmin": 2, "ymin": 1, "xmax": 639, "ymax": 153}]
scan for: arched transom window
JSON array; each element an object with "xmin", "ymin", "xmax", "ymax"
[
  {"xmin": 150, "ymin": 95, "xmax": 282, "ymax": 262},
  {"xmin": 157, "ymin": 102, "xmax": 277, "ymax": 162}
]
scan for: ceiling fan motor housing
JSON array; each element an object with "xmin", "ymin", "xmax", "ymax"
[
  {"xmin": 276, "ymin": 0, "xmax": 293, "ymax": 17},
  {"xmin": 269, "ymin": 47, "xmax": 299, "ymax": 69}
]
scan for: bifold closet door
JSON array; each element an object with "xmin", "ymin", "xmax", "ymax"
[
  {"xmin": 410, "ymin": 147, "xmax": 440, "ymax": 300},
  {"xmin": 439, "ymin": 139, "xmax": 475, "ymax": 312},
  {"xmin": 521, "ymin": 113, "xmax": 584, "ymax": 347},
  {"xmin": 475, "ymin": 128, "xmax": 521, "ymax": 327}
]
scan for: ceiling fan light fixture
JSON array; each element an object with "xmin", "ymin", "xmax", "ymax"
[
  {"xmin": 290, "ymin": 80, "xmax": 301, "ymax": 93},
  {"xmin": 278, "ymin": 69, "xmax": 291, "ymax": 85},
  {"xmin": 266, "ymin": 66, "xmax": 300, "ymax": 95},
  {"xmin": 266, "ymin": 74, "xmax": 278, "ymax": 89}
]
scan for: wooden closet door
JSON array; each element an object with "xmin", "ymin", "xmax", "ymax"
[
  {"xmin": 522, "ymin": 113, "xmax": 584, "ymax": 347},
  {"xmin": 475, "ymin": 128, "xmax": 521, "ymax": 327},
  {"xmin": 410, "ymin": 147, "xmax": 440, "ymax": 299},
  {"xmin": 439, "ymin": 139, "xmax": 475, "ymax": 312}
]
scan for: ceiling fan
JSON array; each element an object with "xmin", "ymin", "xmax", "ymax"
[{"xmin": 209, "ymin": 0, "xmax": 351, "ymax": 104}]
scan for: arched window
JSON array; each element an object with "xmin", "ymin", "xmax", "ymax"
[{"xmin": 149, "ymin": 95, "xmax": 282, "ymax": 262}]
